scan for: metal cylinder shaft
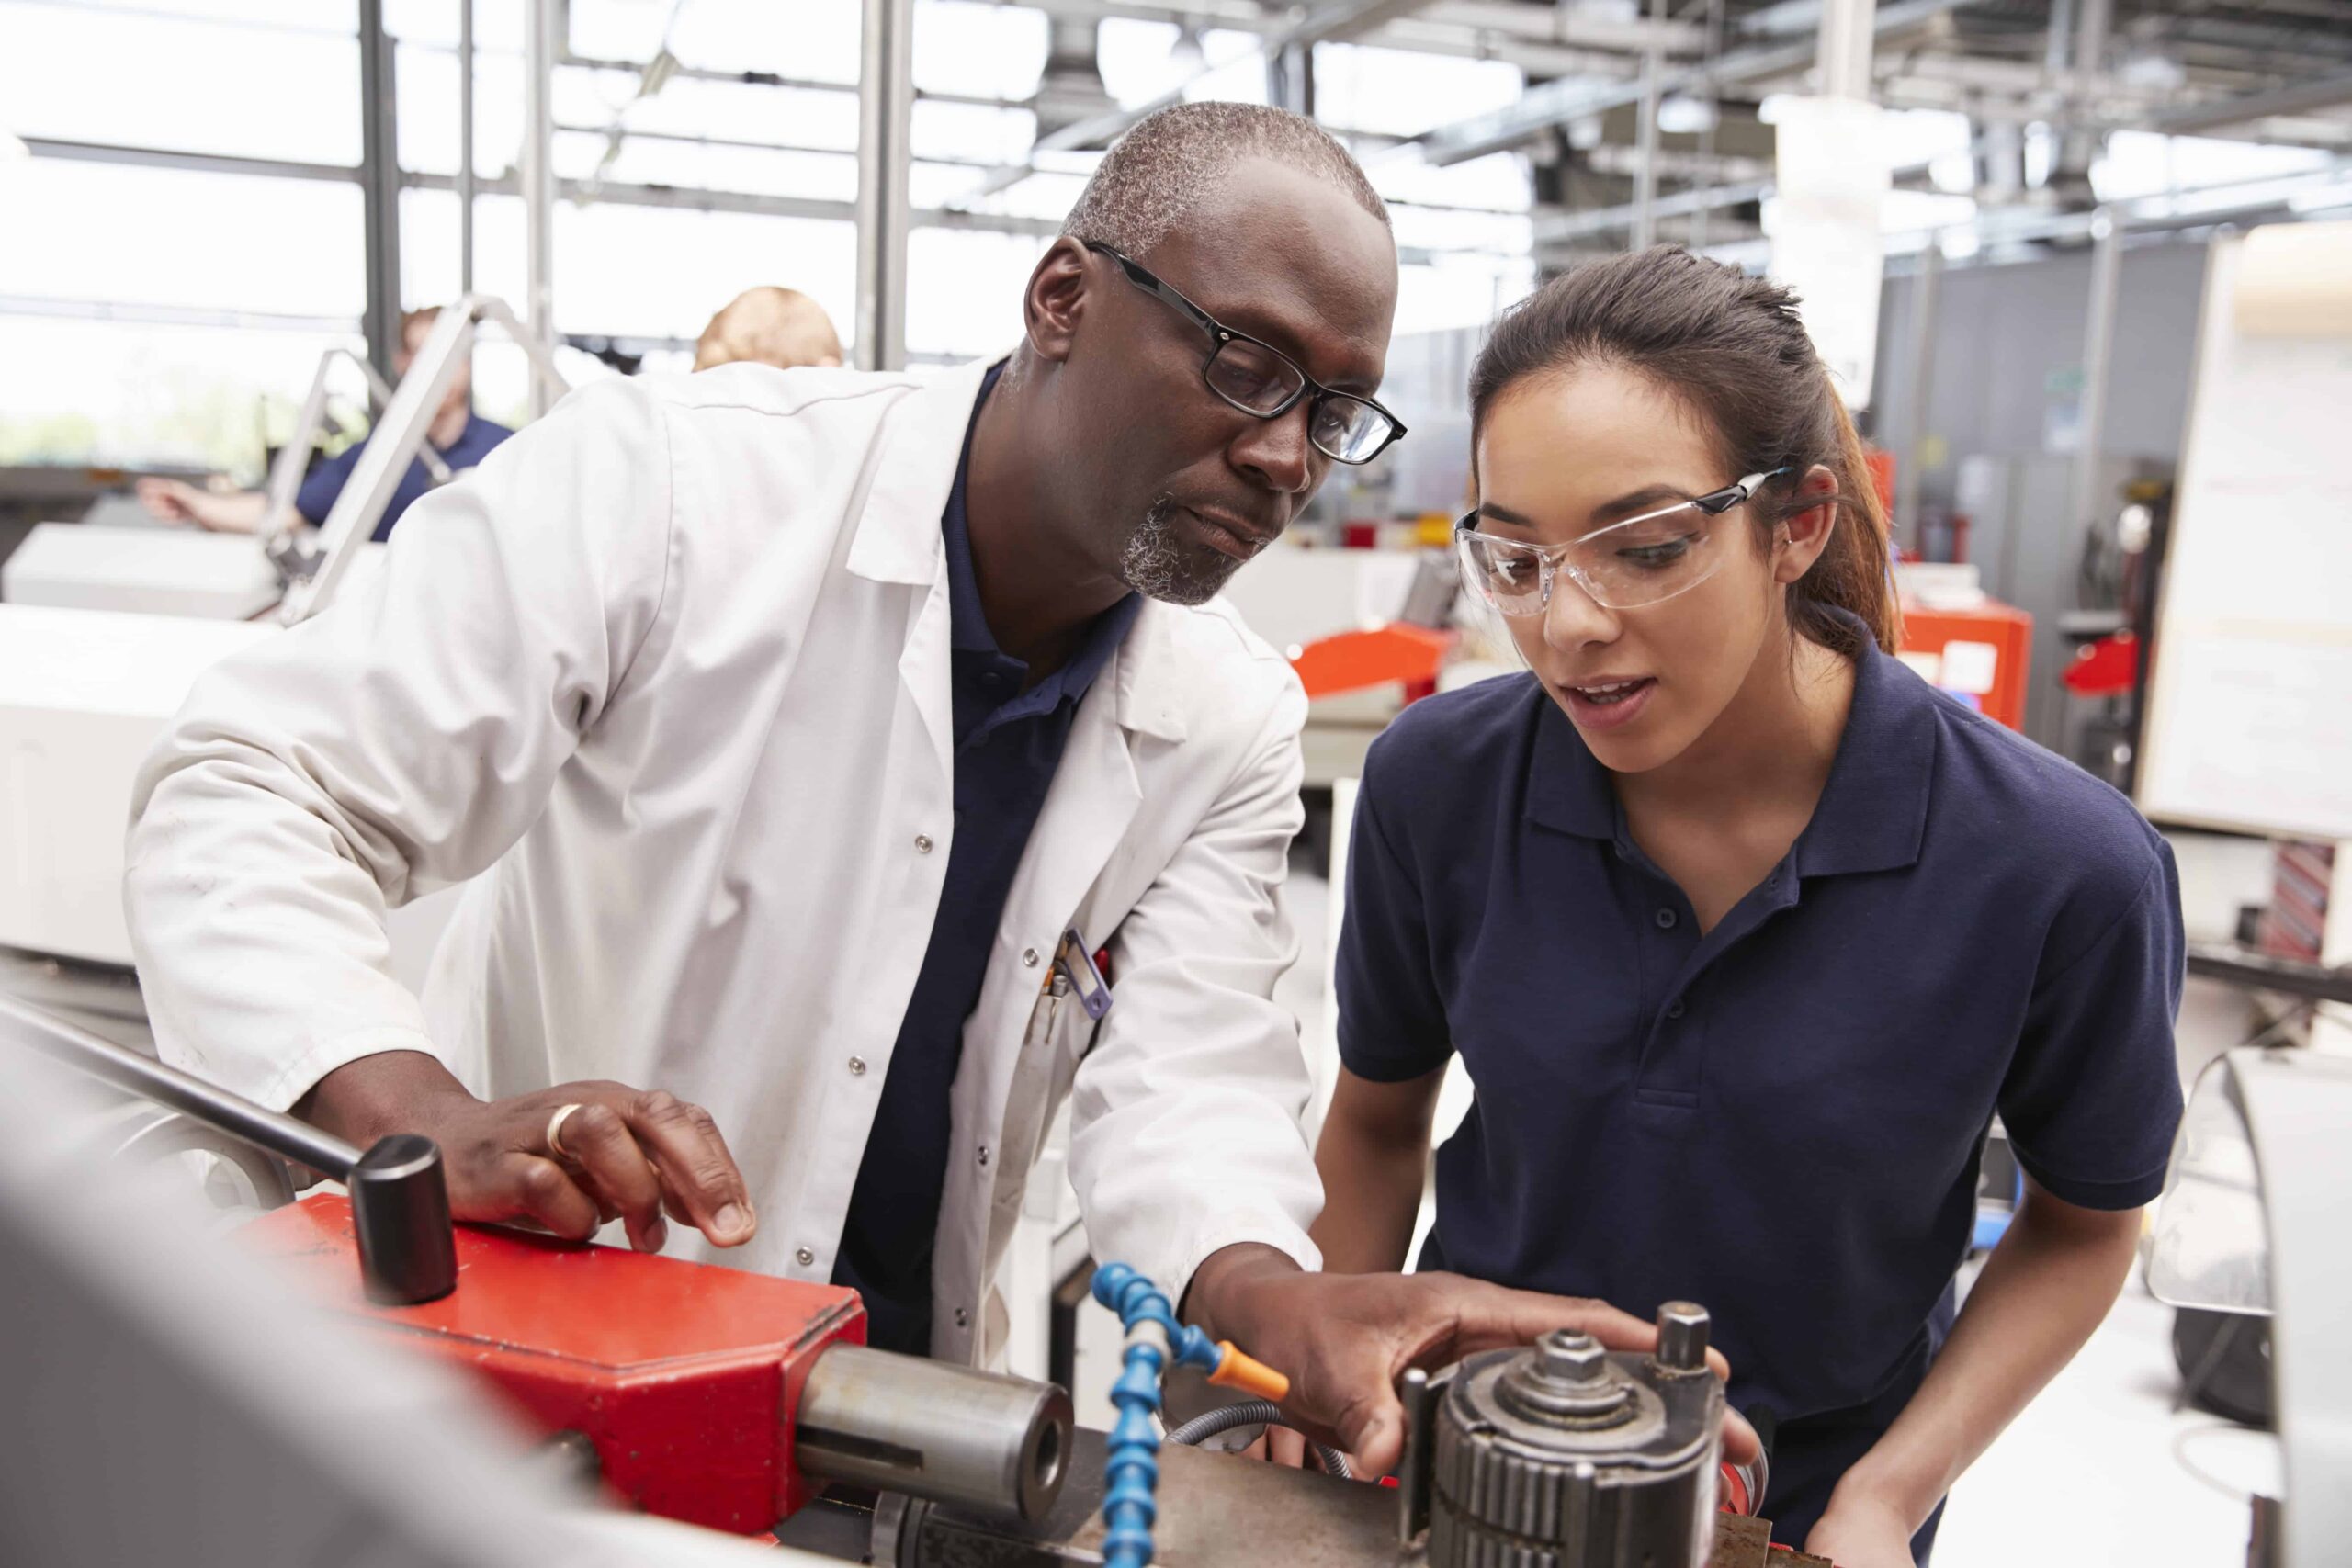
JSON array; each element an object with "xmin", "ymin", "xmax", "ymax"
[{"xmin": 795, "ymin": 1343, "xmax": 1072, "ymax": 1522}]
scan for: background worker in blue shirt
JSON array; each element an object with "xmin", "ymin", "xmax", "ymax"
[
  {"xmin": 139, "ymin": 305, "xmax": 512, "ymax": 543},
  {"xmin": 1306, "ymin": 248, "xmax": 2185, "ymax": 1567}
]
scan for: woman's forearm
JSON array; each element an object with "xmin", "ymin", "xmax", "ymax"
[
  {"xmin": 1309, "ymin": 1070, "xmax": 1442, "ymax": 1274},
  {"xmin": 1827, "ymin": 1181, "xmax": 2143, "ymax": 1529}
]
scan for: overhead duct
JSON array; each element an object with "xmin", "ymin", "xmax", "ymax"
[{"xmin": 1031, "ymin": 18, "xmax": 1120, "ymax": 143}]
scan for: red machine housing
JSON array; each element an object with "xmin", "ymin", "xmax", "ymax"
[{"xmin": 241, "ymin": 1192, "xmax": 864, "ymax": 1534}]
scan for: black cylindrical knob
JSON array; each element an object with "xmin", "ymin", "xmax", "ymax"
[{"xmin": 349, "ymin": 1134, "xmax": 457, "ymax": 1305}]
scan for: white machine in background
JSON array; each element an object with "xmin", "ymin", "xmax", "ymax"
[
  {"xmin": 2145, "ymin": 1045, "xmax": 2352, "ymax": 1566},
  {"xmin": 5, "ymin": 337, "xmax": 437, "ymax": 620},
  {"xmin": 0, "ymin": 296, "xmax": 566, "ymax": 971}
]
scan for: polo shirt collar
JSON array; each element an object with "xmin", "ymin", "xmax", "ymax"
[
  {"xmin": 1792, "ymin": 624, "xmax": 1939, "ymax": 877},
  {"xmin": 1526, "ymin": 613, "xmax": 1938, "ymax": 879}
]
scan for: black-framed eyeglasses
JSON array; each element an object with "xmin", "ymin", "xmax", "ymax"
[{"xmin": 1083, "ymin": 240, "xmax": 1408, "ymax": 465}]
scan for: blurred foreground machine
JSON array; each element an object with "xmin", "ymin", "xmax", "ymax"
[{"xmin": 5, "ymin": 992, "xmax": 1820, "ymax": 1567}]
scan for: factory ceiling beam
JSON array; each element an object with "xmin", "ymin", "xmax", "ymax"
[
  {"xmin": 1415, "ymin": 0, "xmax": 1971, "ymax": 164},
  {"xmin": 554, "ymin": 51, "xmax": 1026, "ymax": 110},
  {"xmin": 1005, "ymin": 0, "xmax": 1704, "ymax": 54},
  {"xmin": 2153, "ymin": 72, "xmax": 2352, "ymax": 134},
  {"xmin": 18, "ymin": 136, "xmax": 354, "ymax": 184},
  {"xmin": 956, "ymin": 0, "xmax": 1443, "ymax": 202},
  {"xmin": 1536, "ymin": 179, "xmax": 1773, "ymax": 243}
]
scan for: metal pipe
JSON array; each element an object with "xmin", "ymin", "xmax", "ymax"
[
  {"xmin": 854, "ymin": 0, "xmax": 915, "ymax": 372},
  {"xmin": 1634, "ymin": 0, "xmax": 1666, "ymax": 249},
  {"xmin": 2069, "ymin": 209, "xmax": 2122, "ymax": 548},
  {"xmin": 0, "ymin": 993, "xmax": 359, "ymax": 1180},
  {"xmin": 1815, "ymin": 0, "xmax": 1875, "ymax": 101},
  {"xmin": 795, "ymin": 1343, "xmax": 1073, "ymax": 1522},
  {"xmin": 458, "ymin": 0, "xmax": 475, "ymax": 298},
  {"xmin": 1693, "ymin": 0, "xmax": 1726, "ymax": 252},
  {"xmin": 356, "ymin": 0, "xmax": 403, "ymax": 384},
  {"xmin": 520, "ymin": 0, "xmax": 559, "ymax": 415},
  {"xmin": 1894, "ymin": 238, "xmax": 1941, "ymax": 556}
]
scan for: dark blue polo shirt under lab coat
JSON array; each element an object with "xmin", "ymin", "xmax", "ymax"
[
  {"xmin": 834, "ymin": 364, "xmax": 1141, "ymax": 1356},
  {"xmin": 294, "ymin": 412, "xmax": 512, "ymax": 542},
  {"xmin": 1338, "ymin": 626, "xmax": 2184, "ymax": 1547}
]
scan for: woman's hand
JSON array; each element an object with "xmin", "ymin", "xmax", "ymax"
[
  {"xmin": 1182, "ymin": 1245, "xmax": 1748, "ymax": 1478},
  {"xmin": 1804, "ymin": 1490, "xmax": 1917, "ymax": 1568}
]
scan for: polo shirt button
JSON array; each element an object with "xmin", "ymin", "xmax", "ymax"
[
  {"xmin": 978, "ymin": 1145, "xmax": 991, "ymax": 1168},
  {"xmin": 955, "ymin": 1306, "xmax": 970, "ymax": 1328},
  {"xmin": 1667, "ymin": 999, "xmax": 1686, "ymax": 1020},
  {"xmin": 847, "ymin": 1055, "xmax": 867, "ymax": 1076},
  {"xmin": 1655, "ymin": 908, "xmax": 1679, "ymax": 930},
  {"xmin": 914, "ymin": 833, "xmax": 933, "ymax": 854},
  {"xmin": 795, "ymin": 1246, "xmax": 815, "ymax": 1267}
]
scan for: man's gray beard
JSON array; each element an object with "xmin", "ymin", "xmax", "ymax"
[{"xmin": 1117, "ymin": 496, "xmax": 1245, "ymax": 606}]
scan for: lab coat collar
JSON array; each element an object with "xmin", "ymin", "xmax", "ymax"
[
  {"xmin": 1109, "ymin": 604, "xmax": 1191, "ymax": 745},
  {"xmin": 856, "ymin": 352, "xmax": 1193, "ymax": 748},
  {"xmin": 846, "ymin": 356, "xmax": 998, "ymax": 587}
]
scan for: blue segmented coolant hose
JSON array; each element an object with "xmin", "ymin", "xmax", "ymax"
[{"xmin": 1090, "ymin": 1262, "xmax": 1297, "ymax": 1568}]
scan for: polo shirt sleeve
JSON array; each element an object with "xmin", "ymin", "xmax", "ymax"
[
  {"xmin": 1996, "ymin": 835, "xmax": 2187, "ymax": 1210},
  {"xmin": 293, "ymin": 443, "xmax": 362, "ymax": 525},
  {"xmin": 1335, "ymin": 740, "xmax": 1453, "ymax": 1084}
]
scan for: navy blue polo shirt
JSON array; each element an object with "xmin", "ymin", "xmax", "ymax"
[
  {"xmin": 1339, "ymin": 633, "xmax": 2185, "ymax": 1433},
  {"xmin": 834, "ymin": 364, "xmax": 1141, "ymax": 1355},
  {"xmin": 295, "ymin": 412, "xmax": 512, "ymax": 542}
]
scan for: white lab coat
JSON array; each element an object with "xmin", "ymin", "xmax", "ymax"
[{"xmin": 125, "ymin": 357, "xmax": 1324, "ymax": 1365}]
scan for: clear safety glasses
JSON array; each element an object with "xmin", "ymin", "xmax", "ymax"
[{"xmin": 1454, "ymin": 468, "xmax": 1792, "ymax": 615}]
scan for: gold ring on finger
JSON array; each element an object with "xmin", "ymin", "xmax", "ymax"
[{"xmin": 546, "ymin": 1102, "xmax": 585, "ymax": 1161}]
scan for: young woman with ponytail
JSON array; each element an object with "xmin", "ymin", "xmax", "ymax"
[{"xmin": 1305, "ymin": 249, "xmax": 2185, "ymax": 1564}]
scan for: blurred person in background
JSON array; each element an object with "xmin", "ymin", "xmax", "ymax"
[
  {"xmin": 692, "ymin": 286, "xmax": 844, "ymax": 372},
  {"xmin": 137, "ymin": 306, "xmax": 512, "ymax": 544}
]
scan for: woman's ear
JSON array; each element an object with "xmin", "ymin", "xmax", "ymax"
[{"xmin": 1773, "ymin": 465, "xmax": 1840, "ymax": 586}]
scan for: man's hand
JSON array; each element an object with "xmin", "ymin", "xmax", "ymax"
[
  {"xmin": 299, "ymin": 1050, "xmax": 756, "ymax": 1254},
  {"xmin": 1184, "ymin": 1245, "xmax": 1754, "ymax": 1479}
]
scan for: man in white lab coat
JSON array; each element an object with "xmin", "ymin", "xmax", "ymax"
[{"xmin": 125, "ymin": 103, "xmax": 1658, "ymax": 1476}]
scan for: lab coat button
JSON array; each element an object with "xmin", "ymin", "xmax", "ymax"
[
  {"xmin": 848, "ymin": 1055, "xmax": 867, "ymax": 1076},
  {"xmin": 795, "ymin": 1246, "xmax": 816, "ymax": 1267},
  {"xmin": 955, "ymin": 1306, "xmax": 970, "ymax": 1328},
  {"xmin": 1023, "ymin": 948, "xmax": 1040, "ymax": 967},
  {"xmin": 914, "ymin": 834, "xmax": 933, "ymax": 854}
]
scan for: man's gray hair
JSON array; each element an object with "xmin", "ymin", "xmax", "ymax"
[{"xmin": 1060, "ymin": 101, "xmax": 1389, "ymax": 257}]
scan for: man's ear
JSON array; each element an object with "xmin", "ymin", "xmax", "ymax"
[{"xmin": 1024, "ymin": 238, "xmax": 1091, "ymax": 365}]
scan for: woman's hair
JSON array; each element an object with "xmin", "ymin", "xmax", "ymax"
[{"xmin": 1467, "ymin": 246, "xmax": 1900, "ymax": 659}]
